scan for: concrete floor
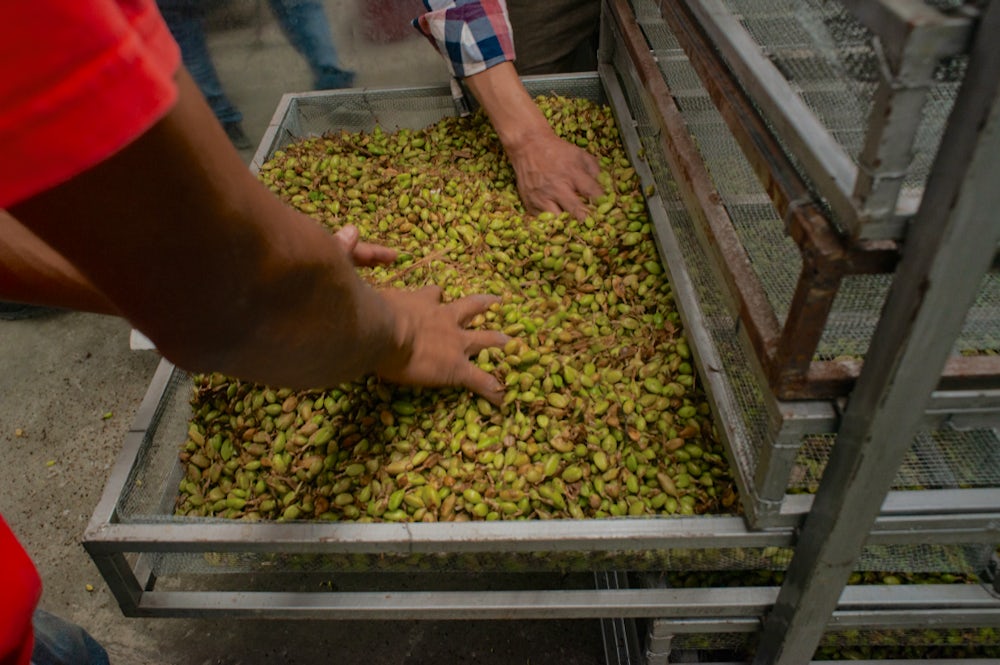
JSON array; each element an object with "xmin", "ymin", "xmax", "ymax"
[{"xmin": 0, "ymin": 2, "xmax": 607, "ymax": 663}]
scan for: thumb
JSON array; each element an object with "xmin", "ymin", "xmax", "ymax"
[{"xmin": 333, "ymin": 224, "xmax": 360, "ymax": 252}]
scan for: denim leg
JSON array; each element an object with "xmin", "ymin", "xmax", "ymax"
[
  {"xmin": 157, "ymin": 0, "xmax": 243, "ymax": 123},
  {"xmin": 30, "ymin": 609, "xmax": 110, "ymax": 665},
  {"xmin": 267, "ymin": 0, "xmax": 355, "ymax": 89}
]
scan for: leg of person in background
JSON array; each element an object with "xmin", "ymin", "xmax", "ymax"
[
  {"xmin": 267, "ymin": 0, "xmax": 356, "ymax": 90},
  {"xmin": 30, "ymin": 609, "xmax": 109, "ymax": 665},
  {"xmin": 156, "ymin": 0, "xmax": 254, "ymax": 149}
]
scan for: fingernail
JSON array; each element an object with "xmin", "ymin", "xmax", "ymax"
[{"xmin": 339, "ymin": 224, "xmax": 358, "ymax": 242}]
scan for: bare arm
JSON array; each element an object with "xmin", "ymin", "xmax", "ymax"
[
  {"xmin": 0, "ymin": 209, "xmax": 118, "ymax": 314},
  {"xmin": 8, "ymin": 71, "xmax": 506, "ymax": 401},
  {"xmin": 464, "ymin": 61, "xmax": 603, "ymax": 220}
]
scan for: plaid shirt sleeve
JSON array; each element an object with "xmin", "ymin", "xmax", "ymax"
[{"xmin": 413, "ymin": 0, "xmax": 516, "ymax": 79}]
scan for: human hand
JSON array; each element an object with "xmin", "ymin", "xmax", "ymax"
[
  {"xmin": 375, "ymin": 286, "xmax": 509, "ymax": 405},
  {"xmin": 333, "ymin": 224, "xmax": 397, "ymax": 266},
  {"xmin": 507, "ymin": 130, "xmax": 604, "ymax": 221}
]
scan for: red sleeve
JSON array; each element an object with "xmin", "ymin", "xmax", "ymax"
[
  {"xmin": 0, "ymin": 516, "xmax": 42, "ymax": 665},
  {"xmin": 0, "ymin": 0, "xmax": 181, "ymax": 209}
]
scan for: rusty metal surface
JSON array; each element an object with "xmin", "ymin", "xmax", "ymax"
[{"xmin": 609, "ymin": 0, "xmax": 782, "ymax": 368}]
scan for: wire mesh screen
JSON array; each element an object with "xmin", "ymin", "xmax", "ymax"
[
  {"xmin": 256, "ymin": 78, "xmax": 606, "ymax": 168},
  {"xmin": 609, "ymin": 13, "xmax": 772, "ymax": 477},
  {"xmin": 148, "ymin": 545, "xmax": 795, "ymax": 577},
  {"xmin": 721, "ymin": 0, "xmax": 964, "ymax": 217},
  {"xmin": 631, "ymin": 2, "xmax": 998, "ymax": 363},
  {"xmin": 117, "ymin": 369, "xmax": 195, "ymax": 522},
  {"xmin": 792, "ymin": 428, "xmax": 1000, "ymax": 493},
  {"xmin": 255, "ymin": 87, "xmax": 457, "ymax": 166}
]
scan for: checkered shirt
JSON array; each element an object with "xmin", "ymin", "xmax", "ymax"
[{"xmin": 413, "ymin": 0, "xmax": 516, "ymax": 78}]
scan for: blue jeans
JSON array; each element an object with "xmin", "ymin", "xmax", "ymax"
[
  {"xmin": 31, "ymin": 609, "xmax": 109, "ymax": 665},
  {"xmin": 267, "ymin": 0, "xmax": 355, "ymax": 90},
  {"xmin": 158, "ymin": 0, "xmax": 243, "ymax": 124},
  {"xmin": 157, "ymin": 0, "xmax": 353, "ymax": 124}
]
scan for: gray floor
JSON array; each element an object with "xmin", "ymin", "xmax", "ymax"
[{"xmin": 0, "ymin": 2, "xmax": 606, "ymax": 663}]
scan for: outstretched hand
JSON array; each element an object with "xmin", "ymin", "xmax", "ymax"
[
  {"xmin": 375, "ymin": 286, "xmax": 509, "ymax": 405},
  {"xmin": 507, "ymin": 130, "xmax": 604, "ymax": 221}
]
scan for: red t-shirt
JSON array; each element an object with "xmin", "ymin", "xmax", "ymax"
[
  {"xmin": 0, "ymin": 517, "xmax": 42, "ymax": 665},
  {"xmin": 0, "ymin": 2, "xmax": 179, "ymax": 662},
  {"xmin": 0, "ymin": 0, "xmax": 181, "ymax": 209}
]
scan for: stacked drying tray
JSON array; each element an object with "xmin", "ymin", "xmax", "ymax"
[
  {"xmin": 610, "ymin": 0, "xmax": 1000, "ymax": 527},
  {"xmin": 603, "ymin": 0, "xmax": 1000, "ymax": 660}
]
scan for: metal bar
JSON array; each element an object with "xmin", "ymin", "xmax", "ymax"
[
  {"xmin": 938, "ymin": 355, "xmax": 1000, "ymax": 390},
  {"xmin": 645, "ymin": 616, "xmax": 760, "ymax": 634},
  {"xmin": 751, "ymin": 427, "xmax": 809, "ymax": 521},
  {"xmin": 84, "ymin": 514, "xmax": 794, "ymax": 554},
  {"xmin": 125, "ymin": 583, "xmax": 1000, "ymax": 624},
  {"xmin": 134, "ymin": 586, "xmax": 780, "ymax": 619},
  {"xmin": 597, "ymin": 571, "xmax": 645, "ymax": 665},
  {"xmin": 796, "ymin": 354, "xmax": 1000, "ymax": 400},
  {"xmin": 83, "ymin": 550, "xmax": 145, "ymax": 616},
  {"xmin": 679, "ymin": 0, "xmax": 860, "ymax": 229},
  {"xmin": 852, "ymin": 47, "xmax": 936, "ymax": 235},
  {"xmin": 838, "ymin": 582, "xmax": 1000, "ymax": 611},
  {"xmin": 754, "ymin": 0, "xmax": 1000, "ymax": 660},
  {"xmin": 926, "ymin": 388, "xmax": 1000, "ymax": 415},
  {"xmin": 766, "ymin": 489, "xmax": 1000, "ymax": 537},
  {"xmin": 838, "ymin": 0, "xmax": 973, "ymax": 71},
  {"xmin": 771, "ymin": 226, "xmax": 847, "ymax": 395}
]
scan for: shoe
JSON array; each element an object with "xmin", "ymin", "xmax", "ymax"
[
  {"xmin": 0, "ymin": 301, "xmax": 61, "ymax": 320},
  {"xmin": 315, "ymin": 67, "xmax": 356, "ymax": 90},
  {"xmin": 223, "ymin": 121, "xmax": 254, "ymax": 150}
]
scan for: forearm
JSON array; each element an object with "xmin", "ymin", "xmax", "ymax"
[
  {"xmin": 0, "ymin": 210, "xmax": 118, "ymax": 314},
  {"xmin": 464, "ymin": 62, "xmax": 603, "ymax": 219},
  {"xmin": 463, "ymin": 61, "xmax": 552, "ymax": 156},
  {"xmin": 9, "ymin": 71, "xmax": 399, "ymax": 389}
]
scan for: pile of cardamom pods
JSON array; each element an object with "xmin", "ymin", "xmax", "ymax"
[{"xmin": 174, "ymin": 94, "xmax": 739, "ymax": 523}]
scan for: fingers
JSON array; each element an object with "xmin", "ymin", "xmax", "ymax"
[
  {"xmin": 334, "ymin": 224, "xmax": 398, "ymax": 266},
  {"xmin": 463, "ymin": 329, "xmax": 509, "ymax": 357},
  {"xmin": 351, "ymin": 241, "xmax": 398, "ymax": 267},
  {"xmin": 448, "ymin": 293, "xmax": 500, "ymax": 325},
  {"xmin": 521, "ymin": 155, "xmax": 604, "ymax": 221},
  {"xmin": 574, "ymin": 153, "xmax": 605, "ymax": 202},
  {"xmin": 333, "ymin": 224, "xmax": 359, "ymax": 252},
  {"xmin": 545, "ymin": 182, "xmax": 591, "ymax": 222},
  {"xmin": 456, "ymin": 363, "xmax": 505, "ymax": 406}
]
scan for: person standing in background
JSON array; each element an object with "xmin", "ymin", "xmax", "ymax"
[
  {"xmin": 157, "ymin": 0, "xmax": 356, "ymax": 149},
  {"xmin": 413, "ymin": 0, "xmax": 604, "ymax": 221}
]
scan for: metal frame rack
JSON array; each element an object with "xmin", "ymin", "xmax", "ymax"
[
  {"xmin": 84, "ymin": 3, "xmax": 1000, "ymax": 662},
  {"xmin": 602, "ymin": 0, "xmax": 1000, "ymax": 660},
  {"xmin": 626, "ymin": 0, "xmax": 1000, "ymax": 400},
  {"xmin": 610, "ymin": 0, "xmax": 1000, "ymax": 529}
]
